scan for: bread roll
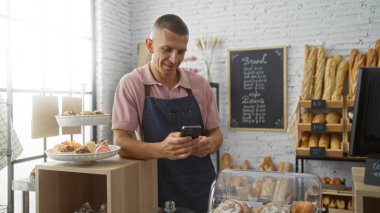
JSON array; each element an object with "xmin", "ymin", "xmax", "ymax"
[
  {"xmin": 330, "ymin": 177, "xmax": 343, "ymax": 185},
  {"xmin": 322, "ymin": 57, "xmax": 339, "ymax": 100},
  {"xmin": 330, "ymin": 133, "xmax": 341, "ymax": 150},
  {"xmin": 301, "ymin": 112, "xmax": 313, "ymax": 123},
  {"xmin": 318, "ymin": 134, "xmax": 330, "ymax": 149},
  {"xmin": 259, "ymin": 156, "xmax": 274, "ymax": 171},
  {"xmin": 350, "ymin": 53, "xmax": 366, "ymax": 99},
  {"xmin": 326, "ymin": 112, "xmax": 341, "ymax": 124},
  {"xmin": 312, "ymin": 112, "xmax": 325, "ymax": 123},
  {"xmin": 331, "ymin": 60, "xmax": 349, "ymax": 101},
  {"xmin": 301, "ymin": 47, "xmax": 317, "ymax": 100},
  {"xmin": 322, "ymin": 177, "xmax": 331, "ymax": 184},
  {"xmin": 312, "ymin": 46, "xmax": 326, "ymax": 100},
  {"xmin": 309, "ymin": 134, "xmax": 319, "ymax": 147},
  {"xmin": 291, "ymin": 201, "xmax": 314, "ymax": 213},
  {"xmin": 366, "ymin": 48, "xmax": 378, "ymax": 67}
]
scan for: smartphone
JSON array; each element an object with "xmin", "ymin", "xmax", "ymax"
[{"xmin": 181, "ymin": 125, "xmax": 202, "ymax": 138}]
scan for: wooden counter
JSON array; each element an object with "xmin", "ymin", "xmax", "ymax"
[
  {"xmin": 352, "ymin": 167, "xmax": 380, "ymax": 213},
  {"xmin": 36, "ymin": 156, "xmax": 157, "ymax": 213}
]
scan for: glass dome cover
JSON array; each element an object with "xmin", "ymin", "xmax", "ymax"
[{"xmin": 208, "ymin": 170, "xmax": 322, "ymax": 213}]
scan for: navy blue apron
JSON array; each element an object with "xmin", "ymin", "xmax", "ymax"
[{"xmin": 141, "ymin": 84, "xmax": 215, "ymax": 213}]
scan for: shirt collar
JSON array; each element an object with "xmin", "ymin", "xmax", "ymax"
[{"xmin": 141, "ymin": 63, "xmax": 191, "ymax": 89}]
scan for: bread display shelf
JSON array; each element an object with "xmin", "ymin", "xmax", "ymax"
[
  {"xmin": 55, "ymin": 114, "xmax": 110, "ymax": 127},
  {"xmin": 322, "ymin": 189, "xmax": 352, "ymax": 197},
  {"xmin": 297, "ymin": 121, "xmax": 344, "ymax": 132},
  {"xmin": 322, "ymin": 183, "xmax": 346, "ymax": 190},
  {"xmin": 296, "ymin": 147, "xmax": 343, "ymax": 158},
  {"xmin": 298, "ymin": 98, "xmax": 344, "ymax": 108},
  {"xmin": 346, "ymin": 99, "xmax": 355, "ymax": 108},
  {"xmin": 328, "ymin": 209, "xmax": 353, "ymax": 213}
]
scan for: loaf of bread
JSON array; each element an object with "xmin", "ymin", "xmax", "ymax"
[
  {"xmin": 312, "ymin": 112, "xmax": 325, "ymax": 123},
  {"xmin": 323, "ymin": 196, "xmax": 330, "ymax": 205},
  {"xmin": 221, "ymin": 153, "xmax": 231, "ymax": 171},
  {"xmin": 213, "ymin": 199, "xmax": 253, "ymax": 213},
  {"xmin": 260, "ymin": 177, "xmax": 276, "ymax": 200},
  {"xmin": 248, "ymin": 178, "xmax": 264, "ymax": 201},
  {"xmin": 301, "ymin": 47, "xmax": 317, "ymax": 100},
  {"xmin": 348, "ymin": 200, "xmax": 353, "ymax": 210},
  {"xmin": 350, "ymin": 53, "xmax": 366, "ymax": 99},
  {"xmin": 301, "ymin": 111, "xmax": 313, "ymax": 123},
  {"xmin": 330, "ymin": 133, "xmax": 341, "ymax": 150},
  {"xmin": 242, "ymin": 160, "xmax": 251, "ymax": 170},
  {"xmin": 333, "ymin": 55, "xmax": 342, "ymax": 65},
  {"xmin": 336, "ymin": 199, "xmax": 345, "ymax": 209},
  {"xmin": 291, "ymin": 201, "xmax": 314, "ymax": 213},
  {"xmin": 312, "ymin": 46, "xmax": 326, "ymax": 100},
  {"xmin": 331, "ymin": 60, "xmax": 348, "ymax": 101},
  {"xmin": 322, "ymin": 57, "xmax": 339, "ymax": 100},
  {"xmin": 330, "ymin": 177, "xmax": 343, "ymax": 185},
  {"xmin": 278, "ymin": 162, "xmax": 292, "ymax": 172},
  {"xmin": 366, "ymin": 48, "xmax": 378, "ymax": 67},
  {"xmin": 329, "ymin": 199, "xmax": 336, "ymax": 208},
  {"xmin": 318, "ymin": 134, "xmax": 330, "ymax": 149},
  {"xmin": 309, "ymin": 134, "xmax": 319, "ymax": 147},
  {"xmin": 273, "ymin": 178, "xmax": 290, "ymax": 204},
  {"xmin": 259, "ymin": 156, "xmax": 274, "ymax": 171},
  {"xmin": 300, "ymin": 132, "xmax": 310, "ymax": 148},
  {"xmin": 326, "ymin": 112, "xmax": 341, "ymax": 124},
  {"xmin": 256, "ymin": 203, "xmax": 290, "ymax": 213}
]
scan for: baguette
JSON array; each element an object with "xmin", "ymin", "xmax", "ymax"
[
  {"xmin": 301, "ymin": 47, "xmax": 317, "ymax": 100},
  {"xmin": 312, "ymin": 46, "xmax": 326, "ymax": 100},
  {"xmin": 322, "ymin": 57, "xmax": 338, "ymax": 100},
  {"xmin": 333, "ymin": 55, "xmax": 342, "ymax": 65},
  {"xmin": 375, "ymin": 39, "xmax": 380, "ymax": 66},
  {"xmin": 350, "ymin": 53, "xmax": 366, "ymax": 99},
  {"xmin": 304, "ymin": 44, "xmax": 310, "ymax": 65},
  {"xmin": 366, "ymin": 48, "xmax": 377, "ymax": 67},
  {"xmin": 348, "ymin": 49, "xmax": 359, "ymax": 99},
  {"xmin": 331, "ymin": 60, "xmax": 349, "ymax": 100}
]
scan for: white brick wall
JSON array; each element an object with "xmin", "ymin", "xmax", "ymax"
[{"xmin": 97, "ymin": 0, "xmax": 380, "ymax": 186}]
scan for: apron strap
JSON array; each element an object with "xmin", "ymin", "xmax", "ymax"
[{"xmin": 144, "ymin": 84, "xmax": 193, "ymax": 97}]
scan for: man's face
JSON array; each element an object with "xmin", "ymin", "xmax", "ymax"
[{"xmin": 148, "ymin": 28, "xmax": 188, "ymax": 76}]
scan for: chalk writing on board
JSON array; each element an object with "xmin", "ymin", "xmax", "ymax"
[{"xmin": 229, "ymin": 47, "xmax": 286, "ymax": 130}]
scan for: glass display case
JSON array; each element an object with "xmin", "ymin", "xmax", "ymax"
[{"xmin": 208, "ymin": 170, "xmax": 322, "ymax": 213}]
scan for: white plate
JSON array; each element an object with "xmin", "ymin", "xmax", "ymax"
[
  {"xmin": 45, "ymin": 145, "xmax": 120, "ymax": 164},
  {"xmin": 55, "ymin": 114, "xmax": 110, "ymax": 127}
]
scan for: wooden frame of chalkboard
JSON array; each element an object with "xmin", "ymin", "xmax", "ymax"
[{"xmin": 228, "ymin": 46, "xmax": 287, "ymax": 131}]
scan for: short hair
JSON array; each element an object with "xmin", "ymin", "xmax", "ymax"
[{"xmin": 153, "ymin": 14, "xmax": 189, "ymax": 36}]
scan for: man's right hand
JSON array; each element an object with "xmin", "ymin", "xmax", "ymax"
[{"xmin": 160, "ymin": 132, "xmax": 198, "ymax": 160}]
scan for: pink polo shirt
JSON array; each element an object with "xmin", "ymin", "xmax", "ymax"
[{"xmin": 112, "ymin": 64, "xmax": 220, "ymax": 139}]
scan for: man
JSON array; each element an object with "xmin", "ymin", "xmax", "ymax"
[{"xmin": 112, "ymin": 14, "xmax": 223, "ymax": 212}]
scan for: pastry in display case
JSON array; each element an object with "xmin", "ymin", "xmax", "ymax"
[{"xmin": 208, "ymin": 170, "xmax": 322, "ymax": 213}]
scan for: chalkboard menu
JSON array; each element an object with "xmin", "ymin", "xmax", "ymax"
[{"xmin": 229, "ymin": 47, "xmax": 287, "ymax": 131}]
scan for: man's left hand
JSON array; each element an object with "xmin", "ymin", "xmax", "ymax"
[{"xmin": 192, "ymin": 136, "xmax": 215, "ymax": 158}]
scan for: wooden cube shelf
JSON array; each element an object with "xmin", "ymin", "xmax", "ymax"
[{"xmin": 36, "ymin": 156, "xmax": 157, "ymax": 213}]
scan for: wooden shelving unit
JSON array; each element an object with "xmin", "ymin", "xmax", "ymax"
[{"xmin": 36, "ymin": 157, "xmax": 157, "ymax": 213}]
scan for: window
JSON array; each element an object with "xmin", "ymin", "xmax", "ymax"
[{"xmin": 0, "ymin": 1, "xmax": 94, "ymax": 212}]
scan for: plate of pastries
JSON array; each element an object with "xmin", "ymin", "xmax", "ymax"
[
  {"xmin": 55, "ymin": 110, "xmax": 110, "ymax": 126},
  {"xmin": 45, "ymin": 140, "xmax": 120, "ymax": 164}
]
